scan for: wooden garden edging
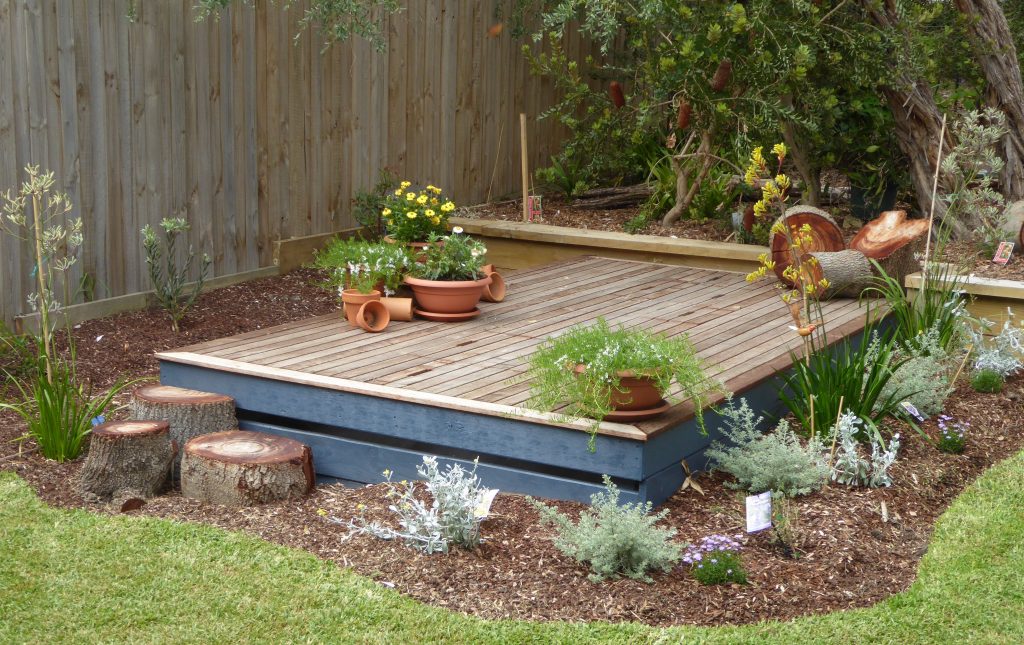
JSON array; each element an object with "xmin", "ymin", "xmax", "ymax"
[
  {"xmin": 14, "ymin": 266, "xmax": 280, "ymax": 335},
  {"xmin": 905, "ymin": 272, "xmax": 1024, "ymax": 323},
  {"xmin": 448, "ymin": 217, "xmax": 767, "ymax": 273}
]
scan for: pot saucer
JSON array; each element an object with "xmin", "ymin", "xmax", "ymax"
[
  {"xmin": 603, "ymin": 399, "xmax": 671, "ymax": 422},
  {"xmin": 413, "ymin": 307, "xmax": 481, "ymax": 322}
]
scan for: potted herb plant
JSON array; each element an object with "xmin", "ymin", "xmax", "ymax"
[
  {"xmin": 312, "ymin": 238, "xmax": 411, "ymax": 326},
  {"xmin": 403, "ymin": 229, "xmax": 492, "ymax": 320},
  {"xmin": 525, "ymin": 318, "xmax": 716, "ymax": 446},
  {"xmin": 380, "ymin": 180, "xmax": 457, "ymax": 246}
]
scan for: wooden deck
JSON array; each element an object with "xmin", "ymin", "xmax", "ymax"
[{"xmin": 157, "ymin": 256, "xmax": 873, "ymax": 505}]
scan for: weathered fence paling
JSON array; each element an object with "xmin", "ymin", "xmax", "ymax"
[{"xmin": 0, "ymin": 0, "xmax": 596, "ymax": 325}]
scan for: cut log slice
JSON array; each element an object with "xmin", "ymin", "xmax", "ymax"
[
  {"xmin": 130, "ymin": 385, "xmax": 236, "ymax": 469},
  {"xmin": 181, "ymin": 431, "xmax": 315, "ymax": 507},
  {"xmin": 802, "ymin": 250, "xmax": 875, "ymax": 299},
  {"xmin": 77, "ymin": 420, "xmax": 174, "ymax": 503},
  {"xmin": 849, "ymin": 210, "xmax": 929, "ymax": 284},
  {"xmin": 768, "ymin": 206, "xmax": 846, "ymax": 286}
]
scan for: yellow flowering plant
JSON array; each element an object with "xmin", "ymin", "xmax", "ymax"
[
  {"xmin": 380, "ymin": 180, "xmax": 456, "ymax": 243},
  {"xmin": 743, "ymin": 143, "xmax": 830, "ymax": 351}
]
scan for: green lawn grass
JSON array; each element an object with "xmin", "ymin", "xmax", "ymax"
[{"xmin": 2, "ymin": 452, "xmax": 1024, "ymax": 644}]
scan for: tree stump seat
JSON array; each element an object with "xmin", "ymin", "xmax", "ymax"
[
  {"xmin": 77, "ymin": 420, "xmax": 175, "ymax": 503},
  {"xmin": 129, "ymin": 385, "xmax": 236, "ymax": 469},
  {"xmin": 180, "ymin": 431, "xmax": 315, "ymax": 507}
]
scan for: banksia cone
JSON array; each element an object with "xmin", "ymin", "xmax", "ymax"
[
  {"xmin": 676, "ymin": 100, "xmax": 692, "ymax": 130},
  {"xmin": 710, "ymin": 59, "xmax": 733, "ymax": 92},
  {"xmin": 609, "ymin": 81, "xmax": 625, "ymax": 109}
]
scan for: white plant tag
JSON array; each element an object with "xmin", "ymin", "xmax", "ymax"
[
  {"xmin": 746, "ymin": 491, "xmax": 772, "ymax": 533},
  {"xmin": 473, "ymin": 488, "xmax": 499, "ymax": 520}
]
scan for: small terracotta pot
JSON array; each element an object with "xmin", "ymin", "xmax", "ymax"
[
  {"xmin": 480, "ymin": 264, "xmax": 494, "ymax": 275},
  {"xmin": 404, "ymin": 274, "xmax": 492, "ymax": 315},
  {"xmin": 356, "ymin": 300, "xmax": 390, "ymax": 332},
  {"xmin": 573, "ymin": 365, "xmax": 664, "ymax": 411},
  {"xmin": 481, "ymin": 271, "xmax": 506, "ymax": 303},
  {"xmin": 380, "ymin": 296, "xmax": 414, "ymax": 322},
  {"xmin": 341, "ymin": 289, "xmax": 381, "ymax": 327}
]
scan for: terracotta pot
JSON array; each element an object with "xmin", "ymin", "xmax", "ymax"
[
  {"xmin": 356, "ymin": 300, "xmax": 390, "ymax": 333},
  {"xmin": 404, "ymin": 274, "xmax": 492, "ymax": 315},
  {"xmin": 481, "ymin": 271, "xmax": 506, "ymax": 303},
  {"xmin": 341, "ymin": 289, "xmax": 381, "ymax": 327},
  {"xmin": 573, "ymin": 365, "xmax": 664, "ymax": 411},
  {"xmin": 480, "ymin": 264, "xmax": 494, "ymax": 275},
  {"xmin": 384, "ymin": 236, "xmax": 440, "ymax": 262},
  {"xmin": 380, "ymin": 296, "xmax": 414, "ymax": 322}
]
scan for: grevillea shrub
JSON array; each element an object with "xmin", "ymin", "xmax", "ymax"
[
  {"xmin": 706, "ymin": 398, "xmax": 828, "ymax": 497},
  {"xmin": 530, "ymin": 476, "xmax": 682, "ymax": 582}
]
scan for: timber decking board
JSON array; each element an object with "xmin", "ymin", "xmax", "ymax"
[{"xmin": 160, "ymin": 256, "xmax": 872, "ymax": 440}]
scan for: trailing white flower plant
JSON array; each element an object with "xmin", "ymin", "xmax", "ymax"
[{"xmin": 524, "ymin": 317, "xmax": 717, "ymax": 450}]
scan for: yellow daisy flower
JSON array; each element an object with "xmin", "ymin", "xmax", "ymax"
[
  {"xmin": 417, "ymin": 194, "xmax": 428, "ymax": 205},
  {"xmin": 406, "ymin": 211, "xmax": 417, "ymax": 219},
  {"xmin": 381, "ymin": 208, "xmax": 392, "ymax": 216},
  {"xmin": 406, "ymin": 192, "xmax": 416, "ymax": 201}
]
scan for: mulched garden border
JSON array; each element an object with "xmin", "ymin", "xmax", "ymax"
[{"xmin": 2, "ymin": 266, "xmax": 1023, "ymax": 628}]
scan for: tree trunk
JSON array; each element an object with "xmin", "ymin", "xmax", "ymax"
[
  {"xmin": 181, "ymin": 431, "xmax": 315, "ymax": 507},
  {"xmin": 954, "ymin": 0, "xmax": 1024, "ymax": 200},
  {"xmin": 804, "ymin": 250, "xmax": 875, "ymax": 299},
  {"xmin": 130, "ymin": 385, "xmax": 236, "ymax": 470},
  {"xmin": 1002, "ymin": 200, "xmax": 1024, "ymax": 246},
  {"xmin": 768, "ymin": 206, "xmax": 846, "ymax": 286},
  {"xmin": 78, "ymin": 421, "xmax": 175, "ymax": 503},
  {"xmin": 781, "ymin": 94, "xmax": 822, "ymax": 207},
  {"xmin": 849, "ymin": 209, "xmax": 929, "ymax": 284},
  {"xmin": 663, "ymin": 130, "xmax": 716, "ymax": 226},
  {"xmin": 858, "ymin": 1, "xmax": 952, "ymax": 226}
]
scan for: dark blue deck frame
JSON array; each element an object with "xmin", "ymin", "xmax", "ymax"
[
  {"xmin": 158, "ymin": 283, "xmax": 882, "ymax": 507},
  {"xmin": 160, "ymin": 348, "xmax": 822, "ymax": 507}
]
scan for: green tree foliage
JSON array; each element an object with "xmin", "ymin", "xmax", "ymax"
[
  {"xmin": 509, "ymin": 1, "xmax": 896, "ymax": 216},
  {"xmin": 194, "ymin": 0, "xmax": 400, "ymax": 52}
]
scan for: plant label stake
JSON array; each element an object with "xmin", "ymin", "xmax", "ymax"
[
  {"xmin": 520, "ymin": 113, "xmax": 530, "ymax": 223},
  {"xmin": 745, "ymin": 491, "xmax": 772, "ymax": 533},
  {"xmin": 528, "ymin": 195, "xmax": 543, "ymax": 222},
  {"xmin": 993, "ymin": 241, "xmax": 1014, "ymax": 265}
]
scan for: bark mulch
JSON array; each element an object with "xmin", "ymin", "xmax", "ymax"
[{"xmin": 2, "ymin": 268, "xmax": 1024, "ymax": 628}]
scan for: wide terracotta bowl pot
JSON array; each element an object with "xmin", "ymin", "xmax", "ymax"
[
  {"xmin": 404, "ymin": 275, "xmax": 492, "ymax": 314},
  {"xmin": 573, "ymin": 365, "xmax": 664, "ymax": 411}
]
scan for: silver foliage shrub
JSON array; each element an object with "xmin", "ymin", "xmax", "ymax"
[
  {"xmin": 831, "ymin": 412, "xmax": 900, "ymax": 488},
  {"xmin": 706, "ymin": 398, "xmax": 828, "ymax": 497},
  {"xmin": 327, "ymin": 456, "xmax": 497, "ymax": 554},
  {"xmin": 530, "ymin": 475, "xmax": 681, "ymax": 582},
  {"xmin": 969, "ymin": 314, "xmax": 1024, "ymax": 377}
]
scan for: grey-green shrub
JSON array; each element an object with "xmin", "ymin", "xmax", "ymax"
[
  {"xmin": 705, "ymin": 398, "xmax": 828, "ymax": 497},
  {"xmin": 529, "ymin": 476, "xmax": 681, "ymax": 582}
]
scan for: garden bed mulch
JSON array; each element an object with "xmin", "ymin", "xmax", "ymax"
[{"xmin": 2, "ymin": 269, "xmax": 1024, "ymax": 628}]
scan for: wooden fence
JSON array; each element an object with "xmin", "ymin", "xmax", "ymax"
[{"xmin": 0, "ymin": 0, "xmax": 595, "ymax": 324}]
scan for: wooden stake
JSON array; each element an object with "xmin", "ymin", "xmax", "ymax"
[
  {"xmin": 520, "ymin": 113, "xmax": 530, "ymax": 222},
  {"xmin": 922, "ymin": 114, "xmax": 947, "ymax": 281}
]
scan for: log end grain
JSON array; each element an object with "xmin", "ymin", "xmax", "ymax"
[{"xmin": 133, "ymin": 384, "xmax": 234, "ymax": 406}]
